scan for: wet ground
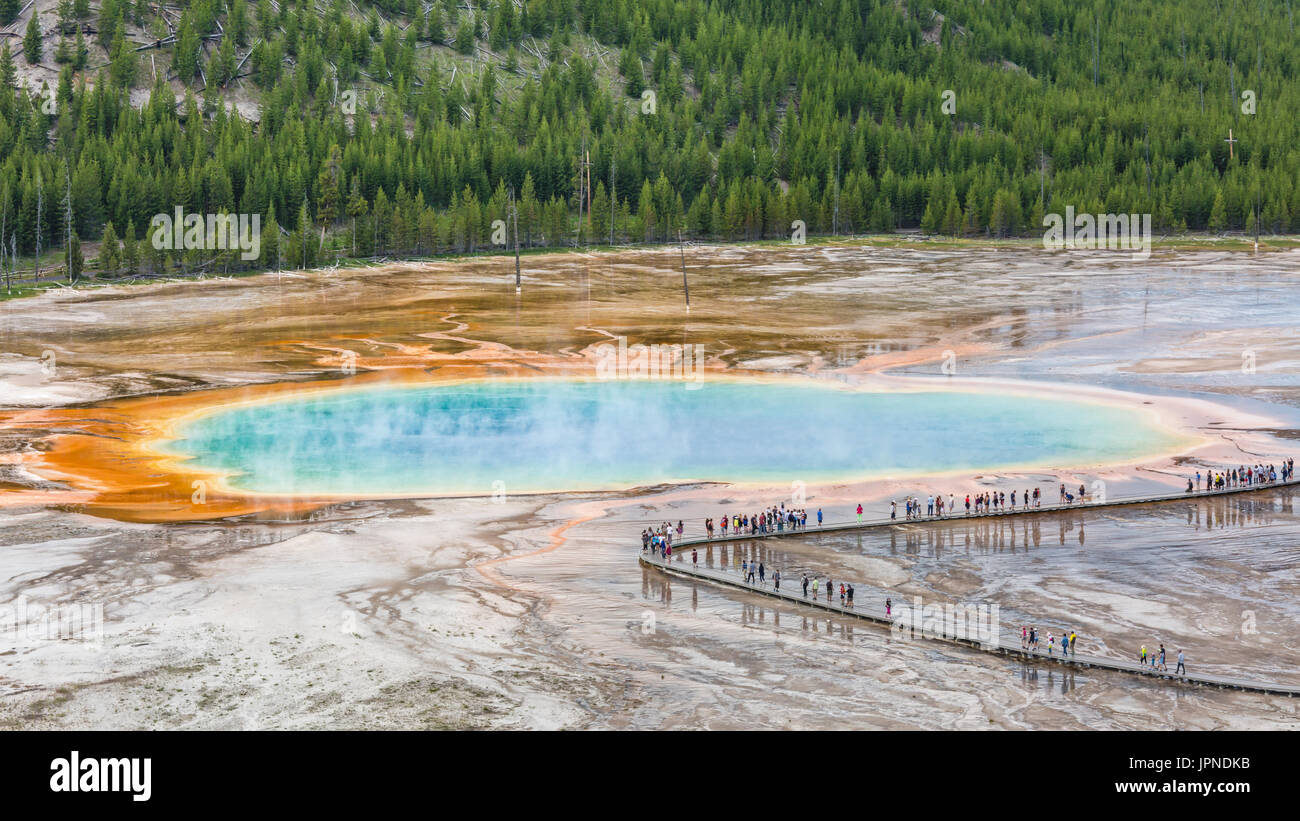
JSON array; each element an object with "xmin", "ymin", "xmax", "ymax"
[{"xmin": 1, "ymin": 240, "xmax": 1299, "ymax": 729}]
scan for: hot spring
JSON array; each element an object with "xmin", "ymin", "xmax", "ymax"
[{"xmin": 161, "ymin": 378, "xmax": 1191, "ymax": 496}]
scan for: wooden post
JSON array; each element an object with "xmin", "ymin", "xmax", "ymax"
[{"xmin": 679, "ymin": 230, "xmax": 689, "ymax": 311}]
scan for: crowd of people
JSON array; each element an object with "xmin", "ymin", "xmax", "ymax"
[
  {"xmin": 1137, "ymin": 643, "xmax": 1187, "ymax": 675},
  {"xmin": 683, "ymin": 460, "xmax": 1297, "ymax": 541},
  {"xmin": 704, "ymin": 505, "xmax": 813, "ymax": 538},
  {"xmin": 1187, "ymin": 459, "xmax": 1293, "ymax": 492},
  {"xmin": 716, "ymin": 551, "xmax": 858, "ymax": 610},
  {"xmin": 1021, "ymin": 625, "xmax": 1079, "ymax": 657},
  {"xmin": 1019, "ymin": 627, "xmax": 1187, "ymax": 674},
  {"xmin": 642, "ymin": 521, "xmax": 684, "ymax": 559}
]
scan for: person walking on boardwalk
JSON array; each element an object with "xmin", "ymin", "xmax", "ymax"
[
  {"xmin": 802, "ymin": 574, "xmax": 809, "ymax": 597},
  {"xmin": 692, "ymin": 548, "xmax": 698, "ymax": 568},
  {"xmin": 1029, "ymin": 626, "xmax": 1037, "ymax": 651},
  {"xmin": 846, "ymin": 583, "xmax": 854, "ymax": 608},
  {"xmin": 742, "ymin": 557, "xmax": 748, "ymax": 578},
  {"xmin": 811, "ymin": 577, "xmax": 819, "ymax": 600},
  {"xmin": 886, "ymin": 597, "xmax": 892, "ymax": 617},
  {"xmin": 1176, "ymin": 650, "xmax": 1186, "ymax": 675},
  {"xmin": 826, "ymin": 577, "xmax": 833, "ymax": 602},
  {"xmin": 817, "ymin": 508, "xmax": 823, "ymax": 527},
  {"xmin": 1069, "ymin": 630, "xmax": 1077, "ymax": 656},
  {"xmin": 839, "ymin": 583, "xmax": 846, "ymax": 606},
  {"xmin": 1140, "ymin": 645, "xmax": 1147, "ymax": 665},
  {"xmin": 773, "ymin": 570, "xmax": 781, "ymax": 591},
  {"xmin": 1022, "ymin": 626, "xmax": 1028, "ymax": 649},
  {"xmin": 747, "ymin": 562, "xmax": 757, "ymax": 585},
  {"xmin": 1158, "ymin": 644, "xmax": 1166, "ymax": 672},
  {"xmin": 758, "ymin": 562, "xmax": 766, "ymax": 585},
  {"xmin": 859, "ymin": 503, "xmax": 865, "ymax": 522}
]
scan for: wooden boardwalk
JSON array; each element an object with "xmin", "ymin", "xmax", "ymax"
[
  {"xmin": 638, "ymin": 477, "xmax": 1300, "ymax": 696},
  {"xmin": 666, "ymin": 477, "xmax": 1300, "ymax": 549}
]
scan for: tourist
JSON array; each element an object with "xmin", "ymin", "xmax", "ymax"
[
  {"xmin": 839, "ymin": 583, "xmax": 846, "ymax": 606},
  {"xmin": 1021, "ymin": 626, "xmax": 1028, "ymax": 649},
  {"xmin": 1047, "ymin": 632, "xmax": 1054, "ymax": 656},
  {"xmin": 1060, "ymin": 483, "xmax": 1066, "ymax": 504},
  {"xmin": 802, "ymin": 574, "xmax": 809, "ymax": 597},
  {"xmin": 846, "ymin": 583, "xmax": 854, "ymax": 608},
  {"xmin": 758, "ymin": 562, "xmax": 766, "ymax": 585},
  {"xmin": 811, "ymin": 578, "xmax": 819, "ymax": 600},
  {"xmin": 1068, "ymin": 630, "xmax": 1077, "ymax": 656},
  {"xmin": 692, "ymin": 548, "xmax": 698, "ymax": 568},
  {"xmin": 1176, "ymin": 650, "xmax": 1186, "ymax": 675},
  {"xmin": 817, "ymin": 508, "xmax": 823, "ymax": 527},
  {"xmin": 1158, "ymin": 644, "xmax": 1166, "ymax": 672},
  {"xmin": 742, "ymin": 557, "xmax": 748, "ymax": 579},
  {"xmin": 773, "ymin": 570, "xmax": 781, "ymax": 591},
  {"xmin": 1140, "ymin": 645, "xmax": 1147, "ymax": 665}
]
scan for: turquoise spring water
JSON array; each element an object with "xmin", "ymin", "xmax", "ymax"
[{"xmin": 164, "ymin": 378, "xmax": 1188, "ymax": 496}]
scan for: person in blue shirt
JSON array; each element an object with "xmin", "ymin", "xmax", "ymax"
[{"xmin": 817, "ymin": 508, "xmax": 823, "ymax": 527}]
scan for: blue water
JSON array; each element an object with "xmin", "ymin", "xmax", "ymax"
[{"xmin": 164, "ymin": 378, "xmax": 1187, "ymax": 496}]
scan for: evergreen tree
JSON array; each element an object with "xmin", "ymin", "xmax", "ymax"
[
  {"xmin": 1208, "ymin": 190, "xmax": 1227, "ymax": 233},
  {"xmin": 122, "ymin": 222, "xmax": 138, "ymax": 276},
  {"xmin": 109, "ymin": 21, "xmax": 137, "ymax": 88},
  {"xmin": 24, "ymin": 12, "xmax": 44, "ymax": 64},
  {"xmin": 99, "ymin": 222, "xmax": 120, "ymax": 277},
  {"xmin": 174, "ymin": 18, "xmax": 200, "ymax": 82}
]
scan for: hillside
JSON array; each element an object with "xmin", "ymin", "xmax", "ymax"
[{"xmin": 0, "ymin": 0, "xmax": 1297, "ymax": 279}]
